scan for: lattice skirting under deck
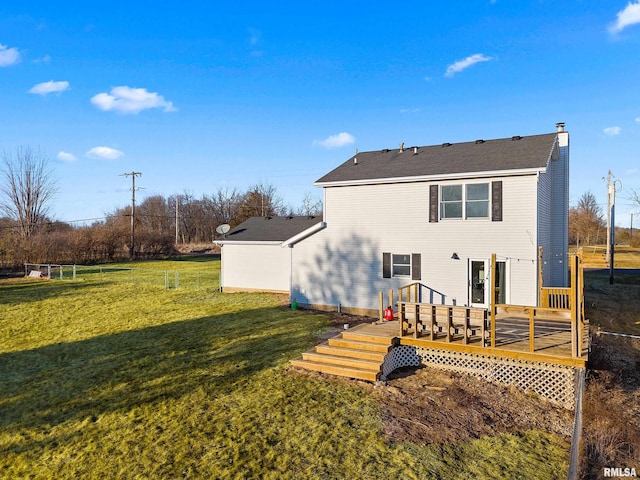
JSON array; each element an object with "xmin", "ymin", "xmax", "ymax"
[{"xmin": 381, "ymin": 345, "xmax": 578, "ymax": 409}]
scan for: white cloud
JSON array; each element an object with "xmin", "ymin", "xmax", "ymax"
[
  {"xmin": 445, "ymin": 53, "xmax": 493, "ymax": 77},
  {"xmin": 32, "ymin": 54, "xmax": 51, "ymax": 64},
  {"xmin": 0, "ymin": 44, "xmax": 20, "ymax": 67},
  {"xmin": 635, "ymin": 117, "xmax": 640, "ymax": 123},
  {"xmin": 603, "ymin": 126, "xmax": 622, "ymax": 136},
  {"xmin": 625, "ymin": 167, "xmax": 639, "ymax": 175},
  {"xmin": 609, "ymin": 1, "xmax": 640, "ymax": 34},
  {"xmin": 86, "ymin": 146, "xmax": 124, "ymax": 160},
  {"xmin": 400, "ymin": 108, "xmax": 421, "ymax": 113},
  {"xmin": 57, "ymin": 151, "xmax": 77, "ymax": 162},
  {"xmin": 313, "ymin": 132, "xmax": 355, "ymax": 149},
  {"xmin": 90, "ymin": 86, "xmax": 176, "ymax": 114},
  {"xmin": 29, "ymin": 80, "xmax": 70, "ymax": 95}
]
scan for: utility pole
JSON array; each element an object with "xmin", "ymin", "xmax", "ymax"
[
  {"xmin": 631, "ymin": 212, "xmax": 634, "ymax": 245},
  {"xmin": 175, "ymin": 195, "xmax": 179, "ymax": 245},
  {"xmin": 609, "ymin": 180, "xmax": 615, "ymax": 284},
  {"xmin": 607, "ymin": 176, "xmax": 622, "ymax": 285},
  {"xmin": 121, "ymin": 171, "xmax": 142, "ymax": 258},
  {"xmin": 606, "ymin": 170, "xmax": 612, "ymax": 260}
]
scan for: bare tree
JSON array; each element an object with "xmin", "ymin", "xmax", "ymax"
[
  {"xmin": 569, "ymin": 191, "xmax": 605, "ymax": 246},
  {"xmin": 630, "ymin": 188, "xmax": 640, "ymax": 212},
  {"xmin": 236, "ymin": 182, "xmax": 287, "ymax": 224},
  {"xmin": 0, "ymin": 147, "xmax": 57, "ymax": 238},
  {"xmin": 297, "ymin": 191, "xmax": 323, "ymax": 217},
  {"xmin": 203, "ymin": 187, "xmax": 243, "ymax": 227}
]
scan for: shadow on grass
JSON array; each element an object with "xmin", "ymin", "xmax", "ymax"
[
  {"xmin": 0, "ymin": 305, "xmax": 326, "ymax": 434},
  {"xmin": 0, "ymin": 279, "xmax": 101, "ymax": 305}
]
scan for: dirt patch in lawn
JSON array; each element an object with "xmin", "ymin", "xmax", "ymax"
[{"xmin": 374, "ymin": 366, "xmax": 574, "ymax": 445}]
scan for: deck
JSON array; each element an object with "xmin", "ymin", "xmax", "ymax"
[{"xmin": 346, "ymin": 315, "xmax": 588, "ymax": 368}]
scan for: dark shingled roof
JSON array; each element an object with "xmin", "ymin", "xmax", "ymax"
[
  {"xmin": 223, "ymin": 216, "xmax": 322, "ymax": 242},
  {"xmin": 315, "ymin": 132, "xmax": 558, "ymax": 185}
]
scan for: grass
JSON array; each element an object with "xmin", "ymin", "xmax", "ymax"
[
  {"xmin": 583, "ymin": 247, "xmax": 640, "ymax": 335},
  {"xmin": 0, "ymin": 257, "xmax": 569, "ymax": 478}
]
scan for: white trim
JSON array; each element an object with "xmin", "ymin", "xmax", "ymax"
[
  {"xmin": 314, "ymin": 167, "xmax": 546, "ymax": 188},
  {"xmin": 214, "ymin": 240, "xmax": 282, "ymax": 246},
  {"xmin": 281, "ymin": 221, "xmax": 327, "ymax": 247}
]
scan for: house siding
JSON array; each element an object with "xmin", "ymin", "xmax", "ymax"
[
  {"xmin": 222, "ymin": 244, "xmax": 290, "ymax": 293},
  {"xmin": 292, "ymin": 174, "xmax": 540, "ymax": 312},
  {"xmin": 537, "ymin": 167, "xmax": 553, "ymax": 288},
  {"xmin": 550, "ymin": 133, "xmax": 569, "ymax": 286}
]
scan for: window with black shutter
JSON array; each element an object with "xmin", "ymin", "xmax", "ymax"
[
  {"xmin": 429, "ymin": 185, "xmax": 439, "ymax": 222},
  {"xmin": 411, "ymin": 253, "xmax": 421, "ymax": 280},
  {"xmin": 382, "ymin": 252, "xmax": 391, "ymax": 278},
  {"xmin": 492, "ymin": 181, "xmax": 503, "ymax": 221}
]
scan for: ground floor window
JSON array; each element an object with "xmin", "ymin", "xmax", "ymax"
[
  {"xmin": 392, "ymin": 254, "xmax": 411, "ymax": 276},
  {"xmin": 383, "ymin": 252, "xmax": 421, "ymax": 280}
]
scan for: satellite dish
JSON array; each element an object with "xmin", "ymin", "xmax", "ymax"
[{"xmin": 216, "ymin": 224, "xmax": 231, "ymax": 235}]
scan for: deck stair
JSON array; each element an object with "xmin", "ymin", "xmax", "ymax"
[
  {"xmin": 581, "ymin": 251, "xmax": 608, "ymax": 269},
  {"xmin": 291, "ymin": 326, "xmax": 394, "ymax": 381}
]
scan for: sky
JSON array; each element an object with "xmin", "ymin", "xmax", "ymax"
[{"xmin": 1, "ymin": 1, "xmax": 639, "ymax": 227}]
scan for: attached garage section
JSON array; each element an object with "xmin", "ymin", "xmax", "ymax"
[
  {"xmin": 221, "ymin": 243, "xmax": 290, "ymax": 293},
  {"xmin": 216, "ymin": 216, "xmax": 325, "ymax": 294}
]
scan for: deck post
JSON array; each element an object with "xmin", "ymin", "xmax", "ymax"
[
  {"xmin": 399, "ymin": 302, "xmax": 406, "ymax": 336},
  {"xmin": 430, "ymin": 305, "xmax": 436, "ymax": 341},
  {"xmin": 389, "ymin": 289, "xmax": 393, "ymax": 312},
  {"xmin": 490, "ymin": 253, "xmax": 497, "ymax": 348},
  {"xmin": 529, "ymin": 308, "xmax": 535, "ymax": 352},
  {"xmin": 414, "ymin": 303, "xmax": 420, "ymax": 339},
  {"xmin": 538, "ymin": 246, "xmax": 544, "ymax": 306},
  {"xmin": 379, "ymin": 291, "xmax": 384, "ymax": 323},
  {"xmin": 571, "ymin": 253, "xmax": 579, "ymax": 358},
  {"xmin": 463, "ymin": 308, "xmax": 470, "ymax": 345},
  {"xmin": 446, "ymin": 307, "xmax": 452, "ymax": 343}
]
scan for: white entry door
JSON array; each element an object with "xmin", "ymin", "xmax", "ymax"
[{"xmin": 469, "ymin": 259, "xmax": 489, "ymax": 308}]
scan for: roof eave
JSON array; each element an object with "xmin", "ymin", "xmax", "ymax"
[
  {"xmin": 314, "ymin": 167, "xmax": 547, "ymax": 188},
  {"xmin": 281, "ymin": 221, "xmax": 327, "ymax": 247},
  {"xmin": 213, "ymin": 240, "xmax": 283, "ymax": 246}
]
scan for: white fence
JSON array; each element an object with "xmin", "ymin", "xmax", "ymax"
[{"xmin": 24, "ymin": 263, "xmax": 218, "ymax": 290}]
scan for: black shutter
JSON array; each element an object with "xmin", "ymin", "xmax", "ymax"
[
  {"xmin": 492, "ymin": 181, "xmax": 502, "ymax": 222},
  {"xmin": 383, "ymin": 252, "xmax": 391, "ymax": 278},
  {"xmin": 411, "ymin": 253, "xmax": 421, "ymax": 280},
  {"xmin": 429, "ymin": 185, "xmax": 439, "ymax": 222}
]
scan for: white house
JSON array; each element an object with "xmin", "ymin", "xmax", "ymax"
[
  {"xmin": 217, "ymin": 216, "xmax": 325, "ymax": 293},
  {"xmin": 217, "ymin": 123, "xmax": 569, "ymax": 316},
  {"xmin": 289, "ymin": 123, "xmax": 569, "ymax": 315}
]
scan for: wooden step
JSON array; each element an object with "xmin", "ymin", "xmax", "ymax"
[
  {"xmin": 291, "ymin": 359, "xmax": 380, "ymax": 381},
  {"xmin": 328, "ymin": 337, "xmax": 392, "ymax": 353},
  {"xmin": 341, "ymin": 331, "xmax": 394, "ymax": 344},
  {"xmin": 314, "ymin": 344, "xmax": 387, "ymax": 362},
  {"xmin": 302, "ymin": 351, "xmax": 382, "ymax": 370}
]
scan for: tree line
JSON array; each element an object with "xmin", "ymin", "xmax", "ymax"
[
  {"xmin": 1, "ymin": 147, "xmax": 639, "ymax": 270},
  {"xmin": 0, "ymin": 148, "xmax": 322, "ymax": 268}
]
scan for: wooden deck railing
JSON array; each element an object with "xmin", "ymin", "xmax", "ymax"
[
  {"xmin": 397, "ymin": 300, "xmax": 587, "ymax": 359},
  {"xmin": 398, "ymin": 302, "xmax": 488, "ymax": 346},
  {"xmin": 539, "ymin": 287, "xmax": 571, "ymax": 309}
]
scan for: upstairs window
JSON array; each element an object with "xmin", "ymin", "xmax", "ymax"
[
  {"xmin": 465, "ymin": 183, "xmax": 489, "ymax": 218},
  {"xmin": 440, "ymin": 185, "xmax": 463, "ymax": 219},
  {"xmin": 440, "ymin": 183, "xmax": 489, "ymax": 219}
]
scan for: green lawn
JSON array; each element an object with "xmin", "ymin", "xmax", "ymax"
[{"xmin": 0, "ymin": 257, "xmax": 568, "ymax": 479}]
